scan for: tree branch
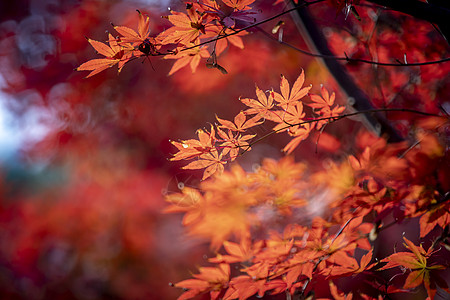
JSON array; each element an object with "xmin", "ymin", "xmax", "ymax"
[
  {"xmin": 237, "ymin": 108, "xmax": 444, "ymax": 157},
  {"xmin": 289, "ymin": 0, "xmax": 405, "ymax": 142}
]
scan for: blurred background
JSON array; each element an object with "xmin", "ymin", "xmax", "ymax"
[
  {"xmin": 0, "ymin": 0, "xmax": 324, "ymax": 299},
  {"xmin": 0, "ymin": 0, "xmax": 448, "ymax": 299}
]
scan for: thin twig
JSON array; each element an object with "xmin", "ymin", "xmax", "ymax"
[
  {"xmin": 237, "ymin": 108, "xmax": 444, "ymax": 156},
  {"xmin": 256, "ymin": 27, "xmax": 450, "ymax": 67}
]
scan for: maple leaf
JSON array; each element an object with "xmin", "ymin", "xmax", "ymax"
[
  {"xmin": 240, "ymin": 87, "xmax": 281, "ymax": 122},
  {"xmin": 113, "ymin": 10, "xmax": 151, "ymax": 45},
  {"xmin": 222, "ymin": 0, "xmax": 255, "ymax": 10},
  {"xmin": 250, "ymin": 156, "xmax": 308, "ymax": 212},
  {"xmin": 188, "ymin": 199, "xmax": 253, "ymax": 249},
  {"xmin": 220, "ymin": 0, "xmax": 259, "ymax": 27},
  {"xmin": 272, "ymin": 101, "xmax": 306, "ymax": 133},
  {"xmin": 308, "ymin": 85, "xmax": 338, "ymax": 111},
  {"xmin": 216, "ymin": 111, "xmax": 263, "ymax": 132},
  {"xmin": 419, "ymin": 201, "xmax": 450, "ymax": 238},
  {"xmin": 253, "ymin": 239, "xmax": 294, "ymax": 264},
  {"xmin": 76, "ymin": 34, "xmax": 132, "ymax": 78},
  {"xmin": 202, "ymin": 26, "xmax": 246, "ymax": 55},
  {"xmin": 301, "ymin": 217, "xmax": 357, "ymax": 264},
  {"xmin": 262, "ymin": 279, "xmax": 290, "ymax": 296},
  {"xmin": 216, "ymin": 127, "xmax": 255, "ymax": 160},
  {"xmin": 282, "ymin": 122, "xmax": 313, "ymax": 154},
  {"xmin": 329, "ymin": 249, "xmax": 375, "ymax": 277},
  {"xmin": 200, "ymin": 164, "xmax": 251, "ymax": 195},
  {"xmin": 161, "ymin": 7, "xmax": 206, "ymax": 45},
  {"xmin": 166, "ymin": 165, "xmax": 256, "ymax": 250},
  {"xmin": 273, "ymin": 70, "xmax": 311, "ymax": 108},
  {"xmin": 209, "ymin": 238, "xmax": 264, "ymax": 264},
  {"xmin": 307, "ymin": 85, "xmax": 345, "ymax": 129},
  {"xmin": 379, "ymin": 237, "xmax": 447, "ymax": 299},
  {"xmin": 315, "ymin": 105, "xmax": 346, "ymax": 129},
  {"xmin": 164, "ymin": 187, "xmax": 203, "ymax": 226},
  {"xmin": 170, "ymin": 125, "xmax": 216, "ymax": 161},
  {"xmin": 348, "ymin": 142, "xmax": 409, "ymax": 181},
  {"xmin": 256, "ymin": 156, "xmax": 306, "ymax": 182},
  {"xmin": 165, "ymin": 45, "xmax": 210, "ymax": 75},
  {"xmin": 182, "ymin": 150, "xmax": 225, "ymax": 180},
  {"xmin": 175, "ymin": 263, "xmax": 230, "ymax": 300},
  {"xmin": 223, "ymin": 275, "xmax": 265, "ymax": 300}
]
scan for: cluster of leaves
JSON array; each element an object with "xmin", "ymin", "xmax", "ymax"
[
  {"xmin": 167, "ymin": 113, "xmax": 450, "ymax": 299},
  {"xmin": 170, "ymin": 71, "xmax": 345, "ymax": 180},
  {"xmin": 76, "ymin": 0, "xmax": 258, "ymax": 77}
]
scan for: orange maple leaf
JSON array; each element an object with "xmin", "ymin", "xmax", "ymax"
[
  {"xmin": 308, "ymin": 85, "xmax": 337, "ymax": 110},
  {"xmin": 216, "ymin": 127, "xmax": 255, "ymax": 160},
  {"xmin": 76, "ymin": 34, "xmax": 132, "ymax": 78},
  {"xmin": 308, "ymin": 86, "xmax": 345, "ymax": 129},
  {"xmin": 170, "ymin": 125, "xmax": 216, "ymax": 161},
  {"xmin": 209, "ymin": 238, "xmax": 264, "ymax": 264},
  {"xmin": 164, "ymin": 187, "xmax": 203, "ymax": 226},
  {"xmin": 182, "ymin": 150, "xmax": 225, "ymax": 180},
  {"xmin": 272, "ymin": 101, "xmax": 306, "ymax": 133},
  {"xmin": 165, "ymin": 45, "xmax": 210, "ymax": 75},
  {"xmin": 175, "ymin": 263, "xmax": 230, "ymax": 300},
  {"xmin": 223, "ymin": 275, "xmax": 265, "ymax": 300},
  {"xmin": 113, "ymin": 10, "xmax": 151, "ymax": 45},
  {"xmin": 282, "ymin": 122, "xmax": 313, "ymax": 154},
  {"xmin": 222, "ymin": 0, "xmax": 256, "ymax": 10},
  {"xmin": 273, "ymin": 70, "xmax": 312, "ymax": 108},
  {"xmin": 316, "ymin": 105, "xmax": 346, "ymax": 128},
  {"xmin": 216, "ymin": 111, "xmax": 263, "ymax": 132},
  {"xmin": 240, "ymin": 87, "xmax": 281, "ymax": 122},
  {"xmin": 160, "ymin": 7, "xmax": 206, "ymax": 46},
  {"xmin": 202, "ymin": 26, "xmax": 246, "ymax": 55}
]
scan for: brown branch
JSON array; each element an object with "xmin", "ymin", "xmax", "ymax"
[
  {"xmin": 237, "ymin": 108, "xmax": 443, "ymax": 156},
  {"xmin": 256, "ymin": 27, "xmax": 450, "ymax": 67}
]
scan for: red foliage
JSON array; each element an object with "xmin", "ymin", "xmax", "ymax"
[{"xmin": 1, "ymin": 0, "xmax": 449, "ymax": 299}]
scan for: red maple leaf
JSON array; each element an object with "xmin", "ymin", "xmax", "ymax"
[{"xmin": 379, "ymin": 237, "xmax": 448, "ymax": 299}]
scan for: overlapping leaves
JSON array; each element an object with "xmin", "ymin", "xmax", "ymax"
[{"xmin": 170, "ymin": 70, "xmax": 345, "ymax": 179}]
